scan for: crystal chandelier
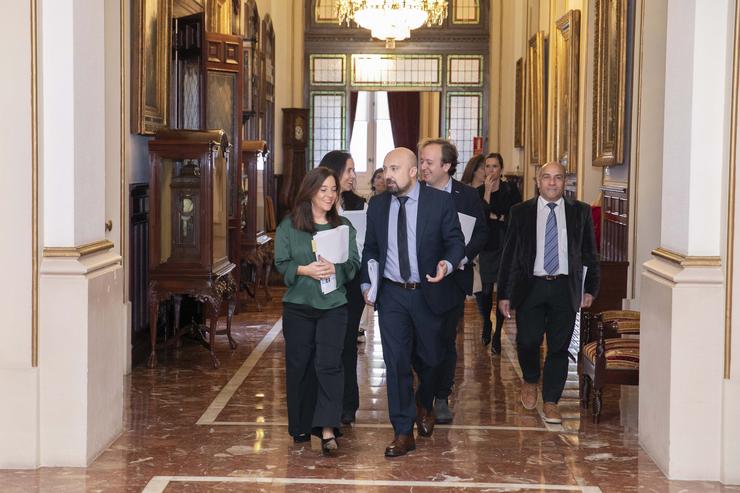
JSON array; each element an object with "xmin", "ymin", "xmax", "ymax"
[{"xmin": 337, "ymin": 0, "xmax": 448, "ymax": 48}]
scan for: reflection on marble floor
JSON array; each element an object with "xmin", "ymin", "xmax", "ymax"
[{"xmin": 2, "ymin": 290, "xmax": 739, "ymax": 493}]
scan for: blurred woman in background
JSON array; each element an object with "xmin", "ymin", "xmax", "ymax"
[
  {"xmin": 461, "ymin": 154, "xmax": 486, "ymax": 189},
  {"xmin": 476, "ymin": 152, "xmax": 522, "ymax": 354},
  {"xmin": 318, "ymin": 151, "xmax": 366, "ymax": 425},
  {"xmin": 370, "ymin": 167, "xmax": 387, "ymax": 196}
]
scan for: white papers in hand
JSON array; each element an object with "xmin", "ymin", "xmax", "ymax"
[
  {"xmin": 313, "ymin": 225, "xmax": 349, "ymax": 263},
  {"xmin": 367, "ymin": 259, "xmax": 380, "ymax": 303},
  {"xmin": 340, "ymin": 210, "xmax": 366, "ymax": 256},
  {"xmin": 568, "ymin": 266, "xmax": 590, "ymax": 362},
  {"xmin": 581, "ymin": 266, "xmax": 588, "ymax": 299},
  {"xmin": 457, "ymin": 212, "xmax": 476, "ymax": 246}
]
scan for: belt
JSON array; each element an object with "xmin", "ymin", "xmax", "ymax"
[
  {"xmin": 383, "ymin": 278, "xmax": 421, "ymax": 290},
  {"xmin": 535, "ymin": 274, "xmax": 568, "ymax": 281}
]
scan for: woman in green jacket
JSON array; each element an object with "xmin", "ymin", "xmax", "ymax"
[{"xmin": 274, "ymin": 166, "xmax": 360, "ymax": 456}]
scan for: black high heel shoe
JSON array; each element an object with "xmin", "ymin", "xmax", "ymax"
[
  {"xmin": 293, "ymin": 433, "xmax": 310, "ymax": 443},
  {"xmin": 321, "ymin": 436, "xmax": 338, "ymax": 456},
  {"xmin": 481, "ymin": 320, "xmax": 493, "ymax": 346}
]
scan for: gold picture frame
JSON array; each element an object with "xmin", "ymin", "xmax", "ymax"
[
  {"xmin": 131, "ymin": 0, "xmax": 171, "ymax": 135},
  {"xmin": 593, "ymin": 0, "xmax": 628, "ymax": 166},
  {"xmin": 550, "ymin": 10, "xmax": 581, "ymax": 174},
  {"xmin": 526, "ymin": 32, "xmax": 547, "ymax": 165},
  {"xmin": 515, "ymin": 57, "xmax": 525, "ymax": 148}
]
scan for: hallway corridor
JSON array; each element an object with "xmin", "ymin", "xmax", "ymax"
[{"xmin": 2, "ymin": 294, "xmax": 738, "ymax": 492}]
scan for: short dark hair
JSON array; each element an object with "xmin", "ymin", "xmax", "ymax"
[
  {"xmin": 318, "ymin": 150, "xmax": 353, "ymax": 178},
  {"xmin": 291, "ymin": 167, "xmax": 342, "ymax": 234},
  {"xmin": 461, "ymin": 154, "xmax": 486, "ymax": 185},
  {"xmin": 485, "ymin": 152, "xmax": 504, "ymax": 170},
  {"xmin": 370, "ymin": 168, "xmax": 384, "ymax": 192},
  {"xmin": 419, "ymin": 138, "xmax": 459, "ymax": 176}
]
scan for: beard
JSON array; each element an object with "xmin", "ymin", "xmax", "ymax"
[{"xmin": 386, "ymin": 179, "xmax": 411, "ymax": 196}]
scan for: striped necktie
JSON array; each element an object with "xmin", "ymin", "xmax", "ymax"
[{"xmin": 544, "ymin": 203, "xmax": 559, "ymax": 275}]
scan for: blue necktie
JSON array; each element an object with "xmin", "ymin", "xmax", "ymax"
[{"xmin": 544, "ymin": 203, "xmax": 559, "ymax": 275}]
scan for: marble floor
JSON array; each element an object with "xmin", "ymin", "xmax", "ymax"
[{"xmin": 3, "ymin": 290, "xmax": 739, "ymax": 492}]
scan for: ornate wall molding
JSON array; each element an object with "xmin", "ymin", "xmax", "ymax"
[
  {"xmin": 43, "ymin": 240, "xmax": 115, "ymax": 259},
  {"xmin": 651, "ymin": 247, "xmax": 722, "ymax": 268}
]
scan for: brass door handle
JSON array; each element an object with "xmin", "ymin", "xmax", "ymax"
[{"xmin": 105, "ymin": 220, "xmax": 113, "ymax": 232}]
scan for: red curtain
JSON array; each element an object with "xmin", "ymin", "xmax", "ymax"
[{"xmin": 387, "ymin": 92, "xmax": 421, "ymax": 151}]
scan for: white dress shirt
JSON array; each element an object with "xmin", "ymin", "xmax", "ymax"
[{"xmin": 533, "ymin": 196, "xmax": 569, "ymax": 276}]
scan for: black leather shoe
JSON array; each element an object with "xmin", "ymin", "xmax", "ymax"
[
  {"xmin": 481, "ymin": 334, "xmax": 492, "ymax": 346},
  {"xmin": 340, "ymin": 413, "xmax": 355, "ymax": 425},
  {"xmin": 384, "ymin": 434, "xmax": 416, "ymax": 457},
  {"xmin": 434, "ymin": 398, "xmax": 453, "ymax": 424},
  {"xmin": 491, "ymin": 340, "xmax": 501, "ymax": 354}
]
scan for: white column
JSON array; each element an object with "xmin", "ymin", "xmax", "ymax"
[
  {"xmin": 639, "ymin": 0, "xmax": 732, "ymax": 481},
  {"xmin": 37, "ymin": 0, "xmax": 125, "ymax": 466},
  {"xmin": 0, "ymin": 0, "xmax": 40, "ymax": 469},
  {"xmin": 42, "ymin": 0, "xmax": 106, "ymax": 246}
]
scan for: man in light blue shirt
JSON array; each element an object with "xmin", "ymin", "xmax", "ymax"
[{"xmin": 360, "ymin": 147, "xmax": 465, "ymax": 457}]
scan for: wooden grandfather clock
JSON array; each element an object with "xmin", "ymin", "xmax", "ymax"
[
  {"xmin": 147, "ymin": 129, "xmax": 238, "ymax": 369},
  {"xmin": 279, "ymin": 108, "xmax": 308, "ymax": 218}
]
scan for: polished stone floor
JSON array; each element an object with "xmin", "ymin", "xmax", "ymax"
[{"xmin": 3, "ymin": 289, "xmax": 739, "ymax": 492}]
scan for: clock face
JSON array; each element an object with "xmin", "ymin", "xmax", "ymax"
[
  {"xmin": 182, "ymin": 196, "xmax": 194, "ymax": 214},
  {"xmin": 294, "ymin": 124, "xmax": 304, "ymax": 142}
]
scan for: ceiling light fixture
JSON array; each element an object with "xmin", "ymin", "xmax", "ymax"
[{"xmin": 337, "ymin": 0, "xmax": 448, "ymax": 48}]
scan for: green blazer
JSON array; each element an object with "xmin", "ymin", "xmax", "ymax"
[{"xmin": 274, "ymin": 215, "xmax": 360, "ymax": 310}]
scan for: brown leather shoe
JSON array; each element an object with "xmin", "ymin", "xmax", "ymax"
[
  {"xmin": 520, "ymin": 382, "xmax": 538, "ymax": 410},
  {"xmin": 384, "ymin": 434, "xmax": 416, "ymax": 457},
  {"xmin": 415, "ymin": 403, "xmax": 436, "ymax": 437},
  {"xmin": 543, "ymin": 402, "xmax": 562, "ymax": 424}
]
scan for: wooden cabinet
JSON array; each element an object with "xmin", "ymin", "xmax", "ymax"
[
  {"xmin": 147, "ymin": 130, "xmax": 237, "ymax": 368},
  {"xmin": 171, "ymin": 12, "xmax": 243, "ymax": 285}
]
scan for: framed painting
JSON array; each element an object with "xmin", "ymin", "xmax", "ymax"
[
  {"xmin": 515, "ymin": 57, "xmax": 525, "ymax": 148},
  {"xmin": 526, "ymin": 31, "xmax": 546, "ymax": 166},
  {"xmin": 131, "ymin": 0, "xmax": 171, "ymax": 135},
  {"xmin": 593, "ymin": 0, "xmax": 628, "ymax": 166},
  {"xmin": 550, "ymin": 10, "xmax": 581, "ymax": 173}
]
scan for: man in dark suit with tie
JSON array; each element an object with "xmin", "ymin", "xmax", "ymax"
[
  {"xmin": 361, "ymin": 147, "xmax": 465, "ymax": 457},
  {"xmin": 418, "ymin": 138, "xmax": 488, "ymax": 424},
  {"xmin": 497, "ymin": 161, "xmax": 600, "ymax": 424}
]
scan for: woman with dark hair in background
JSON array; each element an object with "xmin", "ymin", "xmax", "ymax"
[
  {"xmin": 461, "ymin": 153, "xmax": 486, "ymax": 189},
  {"xmin": 274, "ymin": 166, "xmax": 360, "ymax": 455},
  {"xmin": 476, "ymin": 152, "xmax": 522, "ymax": 354},
  {"xmin": 318, "ymin": 150, "xmax": 367, "ymax": 425},
  {"xmin": 461, "ymin": 154, "xmax": 488, "ymax": 313},
  {"xmin": 370, "ymin": 167, "xmax": 387, "ymax": 195}
]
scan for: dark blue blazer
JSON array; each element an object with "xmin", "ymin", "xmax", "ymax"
[
  {"xmin": 448, "ymin": 179, "xmax": 489, "ymax": 298},
  {"xmin": 360, "ymin": 183, "xmax": 466, "ymax": 315}
]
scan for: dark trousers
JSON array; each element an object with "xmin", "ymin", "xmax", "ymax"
[
  {"xmin": 377, "ymin": 282, "xmax": 444, "ymax": 436},
  {"xmin": 475, "ymin": 282, "xmax": 504, "ymax": 345},
  {"xmin": 282, "ymin": 302, "xmax": 347, "ymax": 438},
  {"xmin": 341, "ymin": 276, "xmax": 365, "ymax": 417},
  {"xmin": 515, "ymin": 277, "xmax": 577, "ymax": 403},
  {"xmin": 418, "ymin": 302, "xmax": 463, "ymax": 401}
]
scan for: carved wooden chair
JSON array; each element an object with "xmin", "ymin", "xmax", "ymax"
[{"xmin": 579, "ymin": 310, "xmax": 640, "ymax": 422}]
